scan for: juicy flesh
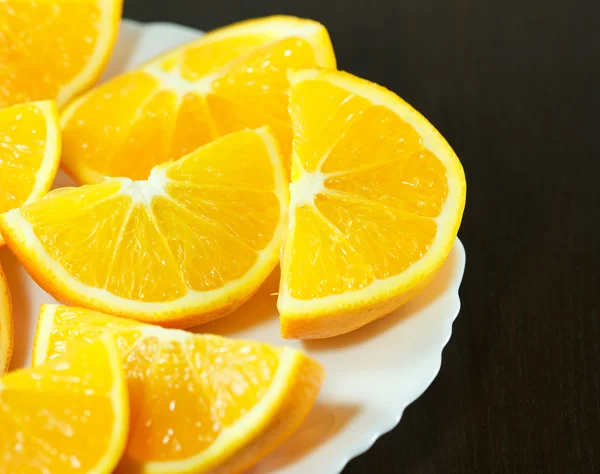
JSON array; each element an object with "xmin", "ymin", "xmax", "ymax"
[
  {"xmin": 0, "ymin": 340, "xmax": 120, "ymax": 472},
  {"xmin": 20, "ymin": 131, "xmax": 282, "ymax": 301},
  {"xmin": 286, "ymin": 80, "xmax": 449, "ymax": 300},
  {"xmin": 0, "ymin": 104, "xmax": 48, "ymax": 212},
  {"xmin": 63, "ymin": 32, "xmax": 320, "ymax": 181},
  {"xmin": 41, "ymin": 306, "xmax": 281, "ymax": 463},
  {"xmin": 0, "ymin": 1, "xmax": 102, "ymax": 107}
]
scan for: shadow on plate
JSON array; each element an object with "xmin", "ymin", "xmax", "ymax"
[
  {"xmin": 248, "ymin": 401, "xmax": 360, "ymax": 473},
  {"xmin": 193, "ymin": 266, "xmax": 280, "ymax": 337},
  {"xmin": 1, "ymin": 248, "xmax": 35, "ymax": 370},
  {"xmin": 51, "ymin": 169, "xmax": 78, "ymax": 189},
  {"xmin": 303, "ymin": 243, "xmax": 464, "ymax": 352}
]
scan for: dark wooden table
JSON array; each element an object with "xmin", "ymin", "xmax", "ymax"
[{"xmin": 126, "ymin": 1, "xmax": 599, "ymax": 472}]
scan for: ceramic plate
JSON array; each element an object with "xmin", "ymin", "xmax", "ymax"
[{"xmin": 0, "ymin": 19, "xmax": 467, "ymax": 474}]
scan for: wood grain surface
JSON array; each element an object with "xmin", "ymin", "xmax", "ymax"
[{"xmin": 124, "ymin": 0, "xmax": 600, "ymax": 472}]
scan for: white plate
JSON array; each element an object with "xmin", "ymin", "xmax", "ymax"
[{"xmin": 0, "ymin": 19, "xmax": 466, "ymax": 474}]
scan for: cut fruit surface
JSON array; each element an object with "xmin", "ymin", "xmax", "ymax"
[
  {"xmin": 0, "ymin": 0, "xmax": 122, "ymax": 108},
  {"xmin": 60, "ymin": 15, "xmax": 336, "ymax": 184},
  {"xmin": 279, "ymin": 69, "xmax": 466, "ymax": 339},
  {"xmin": 0, "ymin": 101, "xmax": 61, "ymax": 248},
  {"xmin": 0, "ymin": 265, "xmax": 11, "ymax": 372},
  {"xmin": 0, "ymin": 334, "xmax": 128, "ymax": 473},
  {"xmin": 33, "ymin": 304, "xmax": 324, "ymax": 474},
  {"xmin": 0, "ymin": 128, "xmax": 288, "ymax": 327}
]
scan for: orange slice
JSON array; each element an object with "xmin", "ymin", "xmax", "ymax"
[
  {"xmin": 0, "ymin": 335, "xmax": 128, "ymax": 473},
  {"xmin": 33, "ymin": 304, "xmax": 324, "ymax": 473},
  {"xmin": 0, "ymin": 265, "xmax": 11, "ymax": 372},
  {"xmin": 0, "ymin": 128, "xmax": 287, "ymax": 327},
  {"xmin": 0, "ymin": 101, "xmax": 61, "ymax": 248},
  {"xmin": 60, "ymin": 15, "xmax": 336, "ymax": 184},
  {"xmin": 0, "ymin": 0, "xmax": 122, "ymax": 108},
  {"xmin": 278, "ymin": 69, "xmax": 466, "ymax": 339}
]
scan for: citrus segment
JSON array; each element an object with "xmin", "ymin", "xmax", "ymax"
[
  {"xmin": 0, "ymin": 101, "xmax": 61, "ymax": 248},
  {"xmin": 0, "ymin": 265, "xmax": 11, "ymax": 372},
  {"xmin": 324, "ymin": 149, "xmax": 449, "ymax": 217},
  {"xmin": 0, "ymin": 335, "xmax": 128, "ymax": 473},
  {"xmin": 168, "ymin": 93, "xmax": 215, "ymax": 159},
  {"xmin": 315, "ymin": 193, "xmax": 438, "ymax": 279},
  {"xmin": 286, "ymin": 205, "xmax": 374, "ymax": 300},
  {"xmin": 0, "ymin": 128, "xmax": 287, "ymax": 327},
  {"xmin": 33, "ymin": 305, "xmax": 324, "ymax": 473},
  {"xmin": 150, "ymin": 196, "xmax": 259, "ymax": 292},
  {"xmin": 104, "ymin": 90, "xmax": 180, "ymax": 180},
  {"xmin": 288, "ymin": 78, "xmax": 370, "ymax": 174},
  {"xmin": 0, "ymin": 0, "xmax": 122, "ymax": 108},
  {"xmin": 279, "ymin": 69, "xmax": 466, "ymax": 338},
  {"xmin": 60, "ymin": 15, "xmax": 336, "ymax": 184},
  {"xmin": 175, "ymin": 33, "xmax": 273, "ymax": 80}
]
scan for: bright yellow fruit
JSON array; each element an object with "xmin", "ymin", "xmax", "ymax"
[
  {"xmin": 0, "ymin": 334, "xmax": 128, "ymax": 473},
  {"xmin": 0, "ymin": 128, "xmax": 287, "ymax": 327},
  {"xmin": 0, "ymin": 0, "xmax": 122, "ymax": 108},
  {"xmin": 60, "ymin": 15, "xmax": 337, "ymax": 184},
  {"xmin": 33, "ymin": 304, "xmax": 324, "ymax": 474},
  {"xmin": 0, "ymin": 101, "xmax": 61, "ymax": 248},
  {"xmin": 0, "ymin": 265, "xmax": 11, "ymax": 372},
  {"xmin": 278, "ymin": 69, "xmax": 466, "ymax": 339}
]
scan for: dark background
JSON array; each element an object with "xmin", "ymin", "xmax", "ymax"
[{"xmin": 125, "ymin": 1, "xmax": 599, "ymax": 472}]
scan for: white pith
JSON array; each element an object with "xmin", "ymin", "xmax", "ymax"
[
  {"xmin": 93, "ymin": 336, "xmax": 129, "ymax": 474},
  {"xmin": 26, "ymin": 102, "xmax": 61, "ymax": 205},
  {"xmin": 143, "ymin": 63, "xmax": 217, "ymax": 96},
  {"xmin": 289, "ymin": 171, "xmax": 326, "ymax": 208},
  {"xmin": 118, "ymin": 166, "xmax": 169, "ymax": 204},
  {"xmin": 0, "ymin": 269, "xmax": 10, "ymax": 372}
]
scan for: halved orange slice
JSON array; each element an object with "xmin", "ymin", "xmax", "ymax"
[
  {"xmin": 0, "ymin": 0, "xmax": 122, "ymax": 108},
  {"xmin": 33, "ymin": 304, "xmax": 324, "ymax": 473},
  {"xmin": 0, "ymin": 101, "xmax": 61, "ymax": 248},
  {"xmin": 60, "ymin": 15, "xmax": 336, "ymax": 184},
  {"xmin": 0, "ymin": 265, "xmax": 11, "ymax": 372},
  {"xmin": 0, "ymin": 335, "xmax": 128, "ymax": 473},
  {"xmin": 0, "ymin": 128, "xmax": 287, "ymax": 327},
  {"xmin": 278, "ymin": 69, "xmax": 466, "ymax": 338}
]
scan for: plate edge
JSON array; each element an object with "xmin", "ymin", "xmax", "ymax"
[{"xmin": 331, "ymin": 238, "xmax": 466, "ymax": 473}]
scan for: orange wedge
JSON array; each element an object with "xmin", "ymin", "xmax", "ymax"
[
  {"xmin": 33, "ymin": 304, "xmax": 324, "ymax": 473},
  {"xmin": 0, "ymin": 101, "xmax": 61, "ymax": 248},
  {"xmin": 0, "ymin": 0, "xmax": 122, "ymax": 108},
  {"xmin": 0, "ymin": 128, "xmax": 287, "ymax": 327},
  {"xmin": 278, "ymin": 69, "xmax": 466, "ymax": 338},
  {"xmin": 0, "ymin": 265, "xmax": 11, "ymax": 372},
  {"xmin": 60, "ymin": 15, "xmax": 336, "ymax": 184},
  {"xmin": 0, "ymin": 335, "xmax": 128, "ymax": 473}
]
